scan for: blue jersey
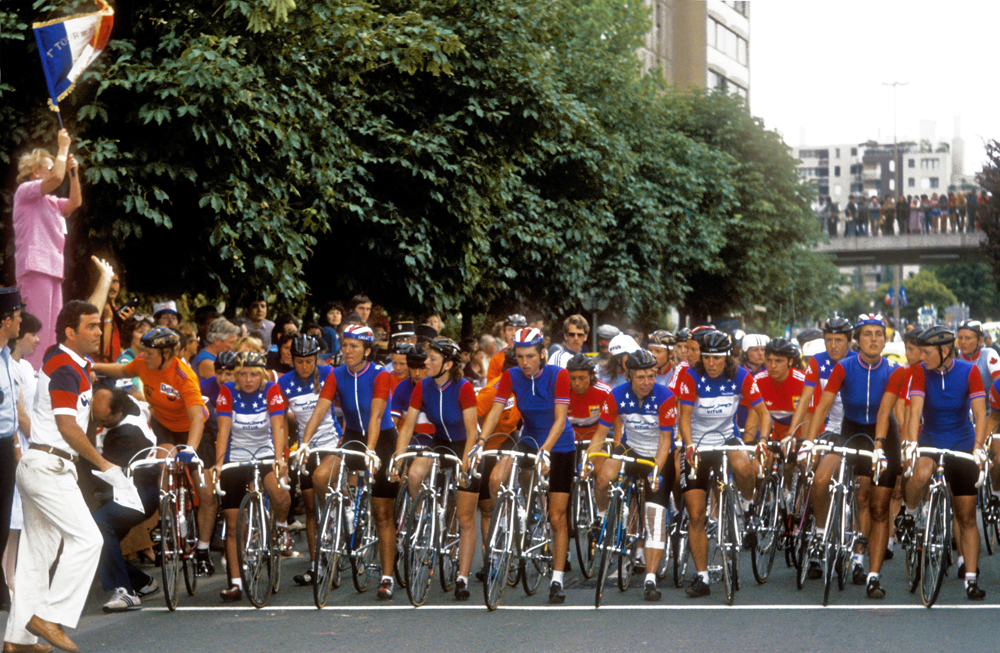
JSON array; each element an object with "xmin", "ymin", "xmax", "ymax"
[
  {"xmin": 494, "ymin": 365, "xmax": 574, "ymax": 453},
  {"xmin": 825, "ymin": 354, "xmax": 898, "ymax": 425},
  {"xmin": 318, "ymin": 361, "xmax": 394, "ymax": 433},
  {"xmin": 410, "ymin": 378, "xmax": 478, "ymax": 443},
  {"xmin": 279, "ymin": 366, "xmax": 341, "ymax": 448},
  {"xmin": 599, "ymin": 383, "xmax": 677, "ymax": 457},
  {"xmin": 390, "ymin": 377, "xmax": 434, "ymax": 446},
  {"xmin": 910, "ymin": 359, "xmax": 984, "ymax": 450},
  {"xmin": 805, "ymin": 350, "xmax": 858, "ymax": 434}
]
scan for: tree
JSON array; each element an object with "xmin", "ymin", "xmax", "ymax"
[
  {"xmin": 929, "ymin": 262, "xmax": 1000, "ymax": 321},
  {"xmin": 875, "ymin": 269, "xmax": 957, "ymax": 323},
  {"xmin": 980, "ymin": 140, "xmax": 1000, "ymax": 301}
]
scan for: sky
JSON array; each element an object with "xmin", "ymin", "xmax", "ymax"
[{"xmin": 749, "ymin": 0, "xmax": 1000, "ymax": 176}]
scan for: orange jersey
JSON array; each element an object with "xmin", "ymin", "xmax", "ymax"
[
  {"xmin": 125, "ymin": 357, "xmax": 207, "ymax": 431},
  {"xmin": 477, "ymin": 377, "xmax": 521, "ymax": 449},
  {"xmin": 486, "ymin": 348, "xmax": 509, "ymax": 385}
]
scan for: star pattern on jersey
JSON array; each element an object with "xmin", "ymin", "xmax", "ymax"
[{"xmin": 819, "ymin": 359, "xmax": 831, "ymax": 374}]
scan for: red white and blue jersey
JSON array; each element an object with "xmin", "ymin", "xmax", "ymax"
[
  {"xmin": 754, "ymin": 369, "xmax": 806, "ymax": 439},
  {"xmin": 217, "ymin": 381, "xmax": 287, "ymax": 462},
  {"xmin": 494, "ymin": 365, "xmax": 574, "ymax": 452},
  {"xmin": 318, "ymin": 362, "xmax": 394, "ymax": 433},
  {"xmin": 390, "ymin": 378, "xmax": 434, "ymax": 446},
  {"xmin": 910, "ymin": 360, "xmax": 984, "ymax": 450},
  {"xmin": 568, "ymin": 382, "xmax": 612, "ymax": 441},
  {"xmin": 599, "ymin": 383, "xmax": 676, "ymax": 457},
  {"xmin": 33, "ymin": 344, "xmax": 92, "ymax": 451},
  {"xmin": 667, "ymin": 361, "xmax": 689, "ymax": 394},
  {"xmin": 824, "ymin": 354, "xmax": 898, "ymax": 425},
  {"xmin": 676, "ymin": 367, "xmax": 763, "ymax": 447},
  {"xmin": 409, "ymin": 378, "xmax": 477, "ymax": 443},
  {"xmin": 805, "ymin": 350, "xmax": 858, "ymax": 433},
  {"xmin": 279, "ymin": 366, "xmax": 341, "ymax": 449}
]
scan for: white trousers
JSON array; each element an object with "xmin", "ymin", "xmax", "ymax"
[{"xmin": 4, "ymin": 450, "xmax": 102, "ymax": 645}]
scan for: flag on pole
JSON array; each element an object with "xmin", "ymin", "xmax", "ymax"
[
  {"xmin": 32, "ymin": 0, "xmax": 114, "ymax": 114},
  {"xmin": 884, "ymin": 286, "xmax": 894, "ymax": 307},
  {"xmin": 899, "ymin": 285, "xmax": 908, "ymax": 307}
]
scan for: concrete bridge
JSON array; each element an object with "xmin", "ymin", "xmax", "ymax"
[{"xmin": 813, "ymin": 231, "xmax": 987, "ymax": 266}]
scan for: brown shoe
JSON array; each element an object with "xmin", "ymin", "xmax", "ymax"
[
  {"xmin": 4, "ymin": 643, "xmax": 54, "ymax": 653},
  {"xmin": 219, "ymin": 586, "xmax": 243, "ymax": 603},
  {"xmin": 25, "ymin": 617, "xmax": 76, "ymax": 653}
]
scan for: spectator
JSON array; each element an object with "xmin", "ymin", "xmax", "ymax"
[
  {"xmin": 96, "ymin": 265, "xmax": 133, "ymax": 364},
  {"xmin": 423, "ymin": 313, "xmax": 443, "ymax": 333},
  {"xmin": 347, "ymin": 295, "xmax": 372, "ymax": 325},
  {"xmin": 153, "ymin": 300, "xmax": 181, "ymax": 328},
  {"xmin": 844, "ymin": 196, "xmax": 858, "ymax": 237},
  {"xmin": 318, "ymin": 301, "xmax": 344, "ymax": 360},
  {"xmin": 193, "ymin": 305, "xmax": 220, "ymax": 349},
  {"xmin": 192, "ymin": 318, "xmax": 240, "ymax": 380},
  {"xmin": 868, "ymin": 196, "xmax": 881, "ymax": 236},
  {"xmin": 895, "ymin": 195, "xmax": 908, "ymax": 235},
  {"xmin": 908, "ymin": 196, "xmax": 922, "ymax": 234},
  {"xmin": 176, "ymin": 323, "xmax": 199, "ymax": 366},
  {"xmin": 244, "ymin": 295, "xmax": 274, "ymax": 350},
  {"xmin": 549, "ymin": 315, "xmax": 589, "ymax": 368},
  {"xmin": 12, "ymin": 129, "xmax": 81, "ymax": 368}
]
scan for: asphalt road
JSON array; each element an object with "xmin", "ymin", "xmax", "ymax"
[{"xmin": 6, "ymin": 528, "xmax": 1000, "ymax": 653}]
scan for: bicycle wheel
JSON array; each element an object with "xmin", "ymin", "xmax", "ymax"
[
  {"xmin": 269, "ymin": 509, "xmax": 281, "ymax": 596},
  {"xmin": 979, "ymin": 479, "xmax": 996, "ymax": 556},
  {"xmin": 921, "ymin": 490, "xmax": 948, "ymax": 607},
  {"xmin": 572, "ymin": 479, "xmax": 597, "ymax": 578},
  {"xmin": 313, "ymin": 496, "xmax": 343, "ymax": 608},
  {"xmin": 237, "ymin": 493, "xmax": 273, "ymax": 608},
  {"xmin": 617, "ymin": 486, "xmax": 641, "ymax": 592},
  {"xmin": 836, "ymin": 490, "xmax": 855, "ymax": 592},
  {"xmin": 350, "ymin": 488, "xmax": 380, "ymax": 593},
  {"xmin": 438, "ymin": 483, "xmax": 460, "ymax": 593},
  {"xmin": 795, "ymin": 510, "xmax": 815, "ymax": 590},
  {"xmin": 393, "ymin": 481, "xmax": 410, "ymax": 589},
  {"xmin": 821, "ymin": 496, "xmax": 841, "ymax": 607},
  {"xmin": 671, "ymin": 512, "xmax": 690, "ymax": 588},
  {"xmin": 905, "ymin": 528, "xmax": 921, "ymax": 594},
  {"xmin": 522, "ymin": 489, "xmax": 550, "ymax": 596},
  {"xmin": 594, "ymin": 494, "xmax": 620, "ymax": 609},
  {"xmin": 180, "ymin": 490, "xmax": 199, "ymax": 596},
  {"xmin": 160, "ymin": 495, "xmax": 180, "ymax": 611},
  {"xmin": 720, "ymin": 487, "xmax": 738, "ymax": 605},
  {"xmin": 404, "ymin": 490, "xmax": 436, "ymax": 607},
  {"xmin": 751, "ymin": 475, "xmax": 780, "ymax": 584},
  {"xmin": 483, "ymin": 494, "xmax": 516, "ymax": 611}
]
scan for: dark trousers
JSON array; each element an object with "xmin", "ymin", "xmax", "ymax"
[
  {"xmin": 0, "ymin": 437, "xmax": 16, "ymax": 605},
  {"xmin": 92, "ymin": 481, "xmax": 159, "ymax": 592}
]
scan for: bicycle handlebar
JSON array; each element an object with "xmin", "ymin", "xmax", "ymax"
[{"xmin": 912, "ymin": 446, "xmax": 985, "ymax": 487}]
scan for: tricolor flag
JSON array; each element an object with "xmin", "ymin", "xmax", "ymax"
[{"xmin": 32, "ymin": 0, "xmax": 114, "ymax": 114}]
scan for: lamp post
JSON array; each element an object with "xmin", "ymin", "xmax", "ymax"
[{"xmin": 883, "ymin": 80, "xmax": 907, "ymax": 330}]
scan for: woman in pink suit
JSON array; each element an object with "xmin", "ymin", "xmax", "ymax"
[{"xmin": 13, "ymin": 129, "xmax": 81, "ymax": 368}]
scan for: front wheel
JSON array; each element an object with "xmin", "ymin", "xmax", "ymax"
[
  {"xmin": 438, "ymin": 483, "xmax": 460, "ymax": 593},
  {"xmin": 180, "ymin": 490, "xmax": 199, "ymax": 597},
  {"xmin": 313, "ymin": 497, "xmax": 343, "ymax": 609},
  {"xmin": 921, "ymin": 490, "xmax": 948, "ymax": 607},
  {"xmin": 237, "ymin": 493, "xmax": 273, "ymax": 608},
  {"xmin": 572, "ymin": 479, "xmax": 597, "ymax": 578},
  {"xmin": 617, "ymin": 487, "xmax": 641, "ymax": 592},
  {"xmin": 160, "ymin": 495, "xmax": 180, "ymax": 611},
  {"xmin": 671, "ymin": 512, "xmax": 690, "ymax": 588},
  {"xmin": 350, "ymin": 488, "xmax": 380, "ymax": 593},
  {"xmin": 404, "ymin": 491, "xmax": 437, "ymax": 607},
  {"xmin": 595, "ymin": 494, "xmax": 620, "ymax": 608},
  {"xmin": 751, "ymin": 475, "xmax": 780, "ymax": 584},
  {"xmin": 522, "ymin": 489, "xmax": 550, "ymax": 596},
  {"xmin": 720, "ymin": 487, "xmax": 739, "ymax": 605},
  {"xmin": 483, "ymin": 494, "xmax": 516, "ymax": 611}
]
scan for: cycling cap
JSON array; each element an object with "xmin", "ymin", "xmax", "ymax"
[
  {"xmin": 802, "ymin": 339, "xmax": 825, "ymax": 358},
  {"xmin": 854, "ymin": 313, "xmax": 887, "ymax": 330},
  {"xmin": 700, "ymin": 331, "xmax": 733, "ymax": 355},
  {"xmin": 764, "ymin": 337, "xmax": 799, "ymax": 359},
  {"xmin": 427, "ymin": 337, "xmax": 462, "ymax": 363},
  {"xmin": 291, "ymin": 334, "xmax": 320, "ymax": 357},
  {"xmin": 343, "ymin": 324, "xmax": 374, "ymax": 343},
  {"xmin": 917, "ymin": 325, "xmax": 955, "ymax": 347},
  {"xmin": 608, "ymin": 333, "xmax": 640, "ymax": 357},
  {"xmin": 505, "ymin": 314, "xmax": 528, "ymax": 328},
  {"xmin": 141, "ymin": 327, "xmax": 180, "ymax": 350},
  {"xmin": 648, "ymin": 330, "xmax": 675, "ymax": 348},
  {"xmin": 822, "ymin": 317, "xmax": 853, "ymax": 335},
  {"xmin": 214, "ymin": 350, "xmax": 239, "ymax": 371},
  {"xmin": 513, "ymin": 328, "xmax": 544, "ymax": 347},
  {"xmin": 957, "ymin": 320, "xmax": 984, "ymax": 337},
  {"xmin": 596, "ymin": 324, "xmax": 621, "ymax": 341},
  {"xmin": 566, "ymin": 353, "xmax": 596, "ymax": 372},
  {"xmin": 742, "ymin": 334, "xmax": 770, "ymax": 349},
  {"xmin": 624, "ymin": 349, "xmax": 657, "ymax": 371}
]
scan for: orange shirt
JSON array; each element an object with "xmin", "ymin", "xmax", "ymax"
[
  {"xmin": 125, "ymin": 357, "xmax": 207, "ymax": 432},
  {"xmin": 477, "ymin": 376, "xmax": 521, "ymax": 450},
  {"xmin": 486, "ymin": 348, "xmax": 509, "ymax": 385}
]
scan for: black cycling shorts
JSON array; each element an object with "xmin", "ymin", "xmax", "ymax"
[
  {"xmin": 151, "ymin": 419, "xmax": 217, "ymax": 469},
  {"xmin": 832, "ymin": 417, "xmax": 900, "ymax": 489},
  {"xmin": 428, "ymin": 438, "xmax": 481, "ymax": 496},
  {"xmin": 921, "ymin": 449, "xmax": 979, "ymax": 497},
  {"xmin": 219, "ymin": 464, "xmax": 273, "ymax": 511},
  {"xmin": 299, "ymin": 450, "xmax": 337, "ymax": 492},
  {"xmin": 514, "ymin": 440, "xmax": 574, "ymax": 494},
  {"xmin": 679, "ymin": 437, "xmax": 743, "ymax": 494},
  {"xmin": 611, "ymin": 444, "xmax": 674, "ymax": 507},
  {"xmin": 478, "ymin": 438, "xmax": 514, "ymax": 501},
  {"xmin": 341, "ymin": 428, "xmax": 399, "ymax": 499}
]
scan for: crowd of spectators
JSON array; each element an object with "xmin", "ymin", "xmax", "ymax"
[{"xmin": 815, "ymin": 190, "xmax": 990, "ymax": 237}]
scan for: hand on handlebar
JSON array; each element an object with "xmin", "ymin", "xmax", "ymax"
[
  {"xmin": 873, "ymin": 447, "xmax": 887, "ymax": 479},
  {"xmin": 364, "ymin": 451, "xmax": 381, "ymax": 475},
  {"xmin": 648, "ymin": 465, "xmax": 661, "ymax": 491},
  {"xmin": 797, "ymin": 440, "xmax": 814, "ymax": 464},
  {"xmin": 539, "ymin": 449, "xmax": 551, "ymax": 475}
]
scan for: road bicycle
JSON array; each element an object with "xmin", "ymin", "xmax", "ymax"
[{"xmin": 570, "ymin": 438, "xmax": 610, "ymax": 579}]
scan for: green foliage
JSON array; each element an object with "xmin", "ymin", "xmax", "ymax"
[
  {"xmin": 980, "ymin": 141, "xmax": 1000, "ymax": 302},
  {"xmin": 930, "ymin": 262, "xmax": 1000, "ymax": 321},
  {"xmin": 874, "ymin": 269, "xmax": 957, "ymax": 323}
]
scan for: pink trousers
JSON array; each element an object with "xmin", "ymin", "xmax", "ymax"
[{"xmin": 16, "ymin": 272, "xmax": 62, "ymax": 369}]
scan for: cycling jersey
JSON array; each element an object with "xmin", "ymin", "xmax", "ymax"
[
  {"xmin": 477, "ymin": 377, "xmax": 520, "ymax": 449},
  {"xmin": 409, "ymin": 377, "xmax": 477, "ymax": 443},
  {"xmin": 824, "ymin": 354, "xmax": 898, "ymax": 425},
  {"xmin": 549, "ymin": 345, "xmax": 582, "ymax": 369},
  {"xmin": 804, "ymin": 350, "xmax": 858, "ymax": 433},
  {"xmin": 278, "ymin": 366, "xmax": 341, "ymax": 449},
  {"xmin": 909, "ymin": 359, "xmax": 984, "ymax": 450},
  {"xmin": 317, "ymin": 361, "xmax": 394, "ymax": 433},
  {"xmin": 667, "ymin": 361, "xmax": 689, "ymax": 393},
  {"xmin": 494, "ymin": 365, "xmax": 574, "ymax": 453},
  {"xmin": 960, "ymin": 347, "xmax": 1000, "ymax": 411},
  {"xmin": 389, "ymin": 377, "xmax": 434, "ymax": 445},
  {"xmin": 567, "ymin": 381, "xmax": 612, "ymax": 441},
  {"xmin": 124, "ymin": 356, "xmax": 207, "ymax": 432},
  {"xmin": 675, "ymin": 366, "xmax": 762, "ymax": 447},
  {"xmin": 883, "ymin": 364, "xmax": 914, "ymax": 405},
  {"xmin": 754, "ymin": 368, "xmax": 806, "ymax": 439},
  {"xmin": 216, "ymin": 381, "xmax": 287, "ymax": 462},
  {"xmin": 486, "ymin": 347, "xmax": 509, "ymax": 383},
  {"xmin": 598, "ymin": 383, "xmax": 676, "ymax": 457},
  {"xmin": 655, "ymin": 364, "xmax": 674, "ymax": 387}
]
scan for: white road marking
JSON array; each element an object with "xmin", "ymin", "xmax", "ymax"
[{"xmin": 143, "ymin": 603, "xmax": 1000, "ymax": 612}]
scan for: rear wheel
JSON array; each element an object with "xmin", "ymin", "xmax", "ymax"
[
  {"xmin": 521, "ymin": 489, "xmax": 550, "ymax": 596},
  {"xmin": 821, "ymin": 497, "xmax": 841, "ymax": 607},
  {"xmin": 160, "ymin": 496, "xmax": 180, "ymax": 611},
  {"xmin": 720, "ymin": 487, "xmax": 738, "ymax": 605},
  {"xmin": 671, "ymin": 512, "xmax": 690, "ymax": 588},
  {"xmin": 979, "ymin": 479, "xmax": 996, "ymax": 555},
  {"xmin": 795, "ymin": 510, "xmax": 815, "ymax": 590},
  {"xmin": 181, "ymin": 490, "xmax": 199, "ymax": 597},
  {"xmin": 350, "ymin": 488, "xmax": 380, "ymax": 593},
  {"xmin": 393, "ymin": 481, "xmax": 410, "ymax": 589},
  {"xmin": 483, "ymin": 494, "xmax": 515, "ymax": 611},
  {"xmin": 572, "ymin": 479, "xmax": 597, "ymax": 578},
  {"xmin": 751, "ymin": 475, "xmax": 780, "ymax": 584},
  {"xmin": 438, "ymin": 483, "xmax": 460, "ymax": 593},
  {"xmin": 617, "ymin": 486, "xmax": 641, "ymax": 592},
  {"xmin": 594, "ymin": 494, "xmax": 620, "ymax": 608}
]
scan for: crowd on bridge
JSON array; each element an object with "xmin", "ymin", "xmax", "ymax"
[{"xmin": 815, "ymin": 190, "xmax": 991, "ymax": 238}]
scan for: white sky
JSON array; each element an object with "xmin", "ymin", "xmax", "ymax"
[{"xmin": 749, "ymin": 0, "xmax": 1000, "ymax": 175}]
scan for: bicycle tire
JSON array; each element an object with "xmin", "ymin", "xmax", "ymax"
[
  {"xmin": 721, "ymin": 486, "xmax": 738, "ymax": 605},
  {"xmin": 313, "ymin": 496, "xmax": 343, "ymax": 608},
  {"xmin": 439, "ymin": 482, "xmax": 460, "ymax": 593},
  {"xmin": 671, "ymin": 512, "xmax": 690, "ymax": 588},
  {"xmin": 237, "ymin": 493, "xmax": 272, "ymax": 608},
  {"xmin": 269, "ymin": 508, "xmax": 282, "ymax": 597},
  {"xmin": 905, "ymin": 525, "xmax": 921, "ymax": 594},
  {"xmin": 921, "ymin": 489, "xmax": 948, "ymax": 607},
  {"xmin": 795, "ymin": 510, "xmax": 814, "ymax": 590},
  {"xmin": 618, "ymin": 485, "xmax": 641, "ymax": 592},
  {"xmin": 160, "ymin": 495, "xmax": 180, "ymax": 611},
  {"xmin": 979, "ymin": 478, "xmax": 996, "ymax": 556},
  {"xmin": 573, "ymin": 479, "xmax": 597, "ymax": 578},
  {"xmin": 836, "ymin": 489, "xmax": 855, "ymax": 592},
  {"xmin": 521, "ymin": 488, "xmax": 550, "ymax": 596},
  {"xmin": 822, "ymin": 495, "xmax": 840, "ymax": 607},
  {"xmin": 393, "ymin": 482, "xmax": 410, "ymax": 589},
  {"xmin": 594, "ymin": 493, "xmax": 619, "ymax": 608},
  {"xmin": 181, "ymin": 489, "xmax": 199, "ymax": 596},
  {"xmin": 751, "ymin": 475, "xmax": 780, "ymax": 584},
  {"xmin": 483, "ymin": 493, "xmax": 516, "ymax": 611},
  {"xmin": 405, "ymin": 490, "xmax": 437, "ymax": 607},
  {"xmin": 350, "ymin": 487, "xmax": 380, "ymax": 593}
]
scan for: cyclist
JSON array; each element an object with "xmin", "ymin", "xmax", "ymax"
[
  {"xmin": 479, "ymin": 327, "xmax": 575, "ymax": 603},
  {"xmin": 790, "ymin": 317, "xmax": 857, "ymax": 445},
  {"xmin": 278, "ymin": 335, "xmax": 343, "ymax": 587},
  {"xmin": 744, "ymin": 338, "xmax": 806, "ymax": 482},
  {"xmin": 486, "ymin": 314, "xmax": 528, "ymax": 381},
  {"xmin": 598, "ymin": 333, "xmax": 637, "ymax": 387},
  {"xmin": 213, "ymin": 352, "xmax": 291, "ymax": 602},
  {"xmin": 389, "ymin": 344, "xmax": 436, "ymax": 496},
  {"xmin": 668, "ymin": 326, "xmax": 713, "ymax": 394},
  {"xmin": 674, "ymin": 328, "xmax": 691, "ymax": 367},
  {"xmin": 956, "ymin": 320, "xmax": 1000, "ymax": 408},
  {"xmin": 588, "ymin": 349, "xmax": 677, "ymax": 601},
  {"xmin": 301, "ymin": 324, "xmax": 400, "ymax": 600},
  {"xmin": 740, "ymin": 334, "xmax": 770, "ymax": 377},
  {"xmin": 392, "ymin": 337, "xmax": 480, "ymax": 600},
  {"xmin": 647, "ymin": 330, "xmax": 675, "ymax": 387},
  {"xmin": 905, "ymin": 326, "xmax": 988, "ymax": 600},
  {"xmin": 675, "ymin": 331, "xmax": 770, "ymax": 597},
  {"xmin": 567, "ymin": 354, "xmax": 613, "ymax": 442},
  {"xmin": 92, "ymin": 327, "xmax": 216, "ymax": 576},
  {"xmin": 803, "ymin": 314, "xmax": 900, "ymax": 598}
]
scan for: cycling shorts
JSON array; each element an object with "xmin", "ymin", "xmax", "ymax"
[
  {"xmin": 611, "ymin": 443, "xmax": 674, "ymax": 507},
  {"xmin": 679, "ymin": 437, "xmax": 743, "ymax": 494},
  {"xmin": 920, "ymin": 449, "xmax": 978, "ymax": 497},
  {"xmin": 514, "ymin": 440, "xmax": 574, "ymax": 494},
  {"xmin": 219, "ymin": 464, "xmax": 273, "ymax": 511},
  {"xmin": 341, "ymin": 428, "xmax": 400, "ymax": 499},
  {"xmin": 830, "ymin": 417, "xmax": 900, "ymax": 489}
]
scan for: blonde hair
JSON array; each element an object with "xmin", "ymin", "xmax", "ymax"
[
  {"xmin": 16, "ymin": 149, "xmax": 53, "ymax": 184},
  {"xmin": 234, "ymin": 335, "xmax": 264, "ymax": 354},
  {"xmin": 235, "ymin": 364, "xmax": 269, "ymax": 387}
]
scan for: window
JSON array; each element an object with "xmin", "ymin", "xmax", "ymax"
[
  {"xmin": 908, "ymin": 158, "xmax": 915, "ymax": 168},
  {"xmin": 726, "ymin": 1, "xmax": 750, "ymax": 17},
  {"xmin": 929, "ymin": 177, "xmax": 940, "ymax": 189},
  {"xmin": 921, "ymin": 158, "xmax": 939, "ymax": 170},
  {"xmin": 850, "ymin": 182, "xmax": 863, "ymax": 193},
  {"xmin": 889, "ymin": 179, "xmax": 895, "ymax": 191},
  {"xmin": 708, "ymin": 70, "xmax": 747, "ymax": 99},
  {"xmin": 709, "ymin": 19, "xmax": 748, "ymax": 64},
  {"xmin": 889, "ymin": 160, "xmax": 895, "ymax": 173},
  {"xmin": 851, "ymin": 147, "xmax": 858, "ymax": 156},
  {"xmin": 834, "ymin": 166, "xmax": 841, "ymax": 177},
  {"xmin": 921, "ymin": 178, "xmax": 930, "ymax": 190},
  {"xmin": 835, "ymin": 148, "xmax": 841, "ymax": 158},
  {"xmin": 834, "ymin": 184, "xmax": 842, "ymax": 196},
  {"xmin": 908, "ymin": 178, "xmax": 915, "ymax": 187}
]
